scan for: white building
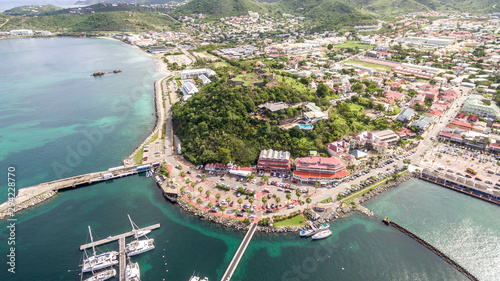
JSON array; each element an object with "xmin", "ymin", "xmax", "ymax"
[
  {"xmin": 180, "ymin": 68, "xmax": 216, "ymax": 80},
  {"xmin": 199, "ymin": 74, "xmax": 211, "ymax": 85},
  {"xmin": 10, "ymin": 29, "xmax": 33, "ymax": 36},
  {"xmin": 181, "ymin": 82, "xmax": 199, "ymax": 101}
]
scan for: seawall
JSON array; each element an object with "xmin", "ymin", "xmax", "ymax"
[{"xmin": 383, "ymin": 218, "xmax": 478, "ymax": 281}]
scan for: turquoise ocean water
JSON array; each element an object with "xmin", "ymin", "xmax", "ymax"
[
  {"xmin": 0, "ymin": 38, "xmax": 498, "ymax": 281},
  {"xmin": 0, "ymin": 37, "xmax": 159, "ymax": 198}
]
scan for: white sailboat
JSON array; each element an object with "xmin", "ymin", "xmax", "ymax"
[
  {"xmin": 84, "ymin": 268, "xmax": 117, "ymax": 281},
  {"xmin": 128, "ymin": 214, "xmax": 151, "ymax": 239},
  {"xmin": 125, "ymin": 258, "xmax": 141, "ymax": 281},
  {"xmin": 81, "ymin": 226, "xmax": 119, "ymax": 273},
  {"xmin": 189, "ymin": 273, "xmax": 208, "ymax": 281}
]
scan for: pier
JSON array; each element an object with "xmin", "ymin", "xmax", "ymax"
[
  {"xmin": 420, "ymin": 168, "xmax": 500, "ymax": 205},
  {"xmin": 383, "ymin": 218, "xmax": 478, "ymax": 281},
  {"xmin": 221, "ymin": 223, "xmax": 257, "ymax": 281},
  {"xmin": 80, "ymin": 223, "xmax": 161, "ymax": 250},
  {"xmin": 119, "ymin": 237, "xmax": 126, "ymax": 281},
  {"xmin": 0, "ymin": 164, "xmax": 159, "ymax": 220}
]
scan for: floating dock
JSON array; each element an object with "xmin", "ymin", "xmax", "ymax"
[
  {"xmin": 221, "ymin": 223, "xmax": 257, "ymax": 281},
  {"xmin": 383, "ymin": 218, "xmax": 478, "ymax": 281}
]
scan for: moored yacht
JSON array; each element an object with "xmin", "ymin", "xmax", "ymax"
[
  {"xmin": 312, "ymin": 229, "xmax": 332, "ymax": 240},
  {"xmin": 189, "ymin": 274, "xmax": 208, "ymax": 281},
  {"xmin": 125, "ymin": 259, "xmax": 141, "ymax": 281},
  {"xmin": 128, "ymin": 214, "xmax": 151, "ymax": 239},
  {"xmin": 84, "ymin": 268, "xmax": 117, "ymax": 281},
  {"xmin": 126, "ymin": 238, "xmax": 155, "ymax": 256},
  {"xmin": 82, "ymin": 226, "xmax": 119, "ymax": 273}
]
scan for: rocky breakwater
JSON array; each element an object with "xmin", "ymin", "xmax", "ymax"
[
  {"xmin": 338, "ymin": 172, "xmax": 416, "ymax": 216},
  {"xmin": 0, "ymin": 190, "xmax": 58, "ymax": 220},
  {"xmin": 356, "ymin": 172, "xmax": 416, "ymax": 205},
  {"xmin": 177, "ymin": 199, "xmax": 250, "ymax": 231}
]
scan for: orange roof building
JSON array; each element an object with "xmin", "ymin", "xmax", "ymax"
[{"xmin": 293, "ymin": 156, "xmax": 349, "ymax": 183}]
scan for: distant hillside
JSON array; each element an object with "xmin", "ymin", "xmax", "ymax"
[
  {"xmin": 174, "ymin": 0, "xmax": 268, "ymax": 18},
  {"xmin": 0, "ymin": 10, "xmax": 180, "ymax": 32},
  {"xmin": 4, "ymin": 5, "xmax": 63, "ymax": 16},
  {"xmin": 74, "ymin": 0, "xmax": 183, "ymax": 4},
  {"xmin": 273, "ymin": 0, "xmax": 377, "ymax": 30}
]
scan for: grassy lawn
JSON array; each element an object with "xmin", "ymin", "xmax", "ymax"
[
  {"xmin": 133, "ymin": 149, "xmax": 144, "ymax": 165},
  {"xmin": 332, "ymin": 41, "xmax": 374, "ymax": 50},
  {"xmin": 274, "ymin": 214, "xmax": 308, "ymax": 227},
  {"xmin": 233, "ymin": 73, "xmax": 260, "ymax": 86},
  {"xmin": 279, "ymin": 76, "xmax": 313, "ymax": 94},
  {"xmin": 347, "ymin": 103, "xmax": 365, "ymax": 112},
  {"xmin": 148, "ymin": 131, "xmax": 159, "ymax": 144},
  {"xmin": 211, "ymin": 61, "xmax": 230, "ymax": 68},
  {"xmin": 344, "ymin": 171, "xmax": 409, "ymax": 204},
  {"xmin": 342, "ymin": 59, "xmax": 394, "ymax": 72}
]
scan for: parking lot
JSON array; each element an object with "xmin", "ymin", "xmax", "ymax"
[{"xmin": 423, "ymin": 142, "xmax": 500, "ymax": 191}]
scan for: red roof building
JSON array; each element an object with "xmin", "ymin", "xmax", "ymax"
[
  {"xmin": 293, "ymin": 156, "xmax": 349, "ymax": 183},
  {"xmin": 448, "ymin": 120, "xmax": 473, "ymax": 131},
  {"xmin": 256, "ymin": 149, "xmax": 291, "ymax": 172}
]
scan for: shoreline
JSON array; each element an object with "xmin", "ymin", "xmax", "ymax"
[
  {"xmin": 0, "ymin": 36, "xmax": 170, "ymax": 220},
  {"xmin": 161, "ymin": 172, "xmax": 417, "ymax": 233}
]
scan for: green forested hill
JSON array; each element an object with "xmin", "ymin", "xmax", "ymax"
[
  {"xmin": 4, "ymin": 5, "xmax": 63, "ymax": 16},
  {"xmin": 0, "ymin": 11, "xmax": 179, "ymax": 32},
  {"xmin": 175, "ymin": 0, "xmax": 268, "ymax": 18}
]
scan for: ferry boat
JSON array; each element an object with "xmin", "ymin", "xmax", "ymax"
[
  {"xmin": 128, "ymin": 214, "xmax": 151, "ymax": 239},
  {"xmin": 82, "ymin": 226, "xmax": 119, "ymax": 273},
  {"xmin": 113, "ymin": 70, "xmax": 122, "ymax": 73},
  {"xmin": 84, "ymin": 268, "xmax": 117, "ymax": 281},
  {"xmin": 125, "ymin": 259, "xmax": 141, "ymax": 281},
  {"xmin": 126, "ymin": 238, "xmax": 155, "ymax": 256},
  {"xmin": 312, "ymin": 229, "xmax": 332, "ymax": 240}
]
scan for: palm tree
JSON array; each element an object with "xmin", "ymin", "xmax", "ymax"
[
  {"xmin": 180, "ymin": 187, "xmax": 185, "ymax": 195},
  {"xmin": 187, "ymin": 193, "xmax": 193, "ymax": 200},
  {"xmin": 237, "ymin": 198, "xmax": 243, "ymax": 208},
  {"xmin": 295, "ymin": 189, "xmax": 302, "ymax": 201},
  {"xmin": 262, "ymin": 175, "xmax": 269, "ymax": 184},
  {"xmin": 286, "ymin": 193, "xmax": 292, "ymax": 203},
  {"xmin": 198, "ymin": 186, "xmax": 203, "ymax": 197},
  {"xmin": 306, "ymin": 197, "xmax": 312, "ymax": 208},
  {"xmin": 207, "ymin": 202, "xmax": 214, "ymax": 209},
  {"xmin": 226, "ymin": 197, "xmax": 232, "ymax": 204},
  {"xmin": 205, "ymin": 190, "xmax": 211, "ymax": 199},
  {"xmin": 196, "ymin": 198, "xmax": 202, "ymax": 204},
  {"xmin": 220, "ymin": 206, "xmax": 226, "ymax": 213},
  {"xmin": 215, "ymin": 193, "xmax": 221, "ymax": 202},
  {"xmin": 249, "ymin": 197, "xmax": 255, "ymax": 204},
  {"xmin": 275, "ymin": 196, "xmax": 281, "ymax": 206},
  {"xmin": 262, "ymin": 196, "xmax": 268, "ymax": 206},
  {"xmin": 201, "ymin": 173, "xmax": 207, "ymax": 181}
]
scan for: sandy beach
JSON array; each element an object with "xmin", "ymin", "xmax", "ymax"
[{"xmin": 98, "ymin": 36, "xmax": 169, "ymax": 74}]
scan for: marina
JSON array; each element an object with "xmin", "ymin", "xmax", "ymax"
[
  {"xmin": 79, "ymin": 221, "xmax": 160, "ymax": 281},
  {"xmin": 80, "ymin": 223, "xmax": 161, "ymax": 250}
]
